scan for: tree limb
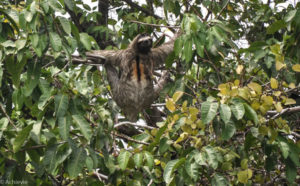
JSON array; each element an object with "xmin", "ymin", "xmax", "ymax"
[
  {"xmin": 122, "ymin": 0, "xmax": 162, "ymax": 19},
  {"xmin": 113, "ymin": 132, "xmax": 150, "ymax": 145},
  {"xmin": 114, "ymin": 121, "xmax": 156, "ymax": 130},
  {"xmin": 129, "ymin": 20, "xmax": 180, "ymax": 29},
  {"xmin": 266, "ymin": 106, "xmax": 300, "ymax": 122},
  {"xmin": 0, "ymin": 103, "xmax": 17, "ymax": 129}
]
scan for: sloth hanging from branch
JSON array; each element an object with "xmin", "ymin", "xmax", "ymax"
[{"xmin": 86, "ymin": 32, "xmax": 179, "ymax": 122}]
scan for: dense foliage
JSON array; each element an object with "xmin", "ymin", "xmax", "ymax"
[{"xmin": 0, "ymin": 0, "xmax": 300, "ymax": 185}]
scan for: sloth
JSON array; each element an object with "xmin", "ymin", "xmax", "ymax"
[{"xmin": 87, "ymin": 33, "xmax": 177, "ymax": 122}]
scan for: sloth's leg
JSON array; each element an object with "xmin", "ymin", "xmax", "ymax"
[{"xmin": 104, "ymin": 64, "xmax": 119, "ymax": 91}]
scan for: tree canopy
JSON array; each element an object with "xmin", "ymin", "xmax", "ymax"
[{"xmin": 0, "ymin": 0, "xmax": 300, "ymax": 185}]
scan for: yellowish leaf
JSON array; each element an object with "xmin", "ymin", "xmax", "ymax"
[
  {"xmin": 241, "ymin": 159, "xmax": 248, "ymax": 170},
  {"xmin": 181, "ymin": 100, "xmax": 188, "ymax": 112},
  {"xmin": 273, "ymin": 91, "xmax": 281, "ymax": 97},
  {"xmin": 234, "ymin": 79, "xmax": 240, "ymax": 86},
  {"xmin": 154, "ymin": 159, "xmax": 161, "ymax": 165},
  {"xmin": 284, "ymin": 98, "xmax": 296, "ymax": 105},
  {"xmin": 172, "ymin": 91, "xmax": 184, "ymax": 103},
  {"xmin": 274, "ymin": 102, "xmax": 283, "ymax": 112},
  {"xmin": 237, "ymin": 169, "xmax": 253, "ymax": 184},
  {"xmin": 166, "ymin": 98, "xmax": 176, "ymax": 112},
  {"xmin": 236, "ymin": 65, "xmax": 244, "ymax": 74},
  {"xmin": 259, "ymin": 125, "xmax": 269, "ymax": 136},
  {"xmin": 247, "ymin": 82, "xmax": 262, "ymax": 95},
  {"xmin": 227, "ymin": 4, "xmax": 233, "ymax": 11},
  {"xmin": 292, "ymin": 64, "xmax": 300, "ymax": 72},
  {"xmin": 238, "ymin": 87, "xmax": 250, "ymax": 100},
  {"xmin": 230, "ymin": 87, "xmax": 238, "ymax": 96},
  {"xmin": 276, "ymin": 61, "xmax": 286, "ymax": 71},
  {"xmin": 189, "ymin": 107, "xmax": 199, "ymax": 115},
  {"xmin": 261, "ymin": 95, "xmax": 273, "ymax": 106},
  {"xmin": 270, "ymin": 78, "xmax": 278, "ymax": 89},
  {"xmin": 251, "ymin": 101, "xmax": 260, "ymax": 110},
  {"xmin": 288, "ymin": 83, "xmax": 296, "ymax": 89},
  {"xmin": 175, "ymin": 132, "xmax": 188, "ymax": 143},
  {"xmin": 218, "ymin": 83, "xmax": 230, "ymax": 96}
]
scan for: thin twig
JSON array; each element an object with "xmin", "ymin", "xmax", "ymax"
[
  {"xmin": 266, "ymin": 106, "xmax": 300, "ymax": 116},
  {"xmin": 129, "ymin": 20, "xmax": 180, "ymax": 29},
  {"xmin": 266, "ymin": 106, "xmax": 300, "ymax": 122},
  {"xmin": 122, "ymin": 0, "xmax": 162, "ymax": 19},
  {"xmin": 94, "ymin": 168, "xmax": 108, "ymax": 181},
  {"xmin": 216, "ymin": 1, "xmax": 229, "ymax": 20},
  {"xmin": 114, "ymin": 121, "xmax": 155, "ymax": 130},
  {"xmin": 0, "ymin": 103, "xmax": 17, "ymax": 129},
  {"xmin": 151, "ymin": 103, "xmax": 166, "ymax": 107},
  {"xmin": 147, "ymin": 179, "xmax": 153, "ymax": 186},
  {"xmin": 113, "ymin": 132, "xmax": 150, "ymax": 145}
]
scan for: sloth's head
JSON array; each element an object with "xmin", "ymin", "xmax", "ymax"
[{"xmin": 136, "ymin": 33, "xmax": 152, "ymax": 54}]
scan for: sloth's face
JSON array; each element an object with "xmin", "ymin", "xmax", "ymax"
[{"xmin": 137, "ymin": 34, "xmax": 152, "ymax": 54}]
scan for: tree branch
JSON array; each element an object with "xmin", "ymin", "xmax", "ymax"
[
  {"xmin": 114, "ymin": 121, "xmax": 156, "ymax": 130},
  {"xmin": 129, "ymin": 20, "xmax": 180, "ymax": 29},
  {"xmin": 0, "ymin": 103, "xmax": 17, "ymax": 129},
  {"xmin": 113, "ymin": 132, "xmax": 150, "ymax": 145},
  {"xmin": 266, "ymin": 106, "xmax": 300, "ymax": 122},
  {"xmin": 122, "ymin": 0, "xmax": 162, "ymax": 19}
]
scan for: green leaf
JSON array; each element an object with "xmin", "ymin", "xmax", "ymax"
[
  {"xmin": 58, "ymin": 17, "xmax": 71, "ymax": 35},
  {"xmin": 1, "ymin": 40, "xmax": 15, "ymax": 47},
  {"xmin": 243, "ymin": 103, "xmax": 259, "ymax": 124},
  {"xmin": 15, "ymin": 39, "xmax": 27, "ymax": 50},
  {"xmin": 185, "ymin": 160, "xmax": 199, "ymax": 180},
  {"xmin": 72, "ymin": 114, "xmax": 92, "ymax": 140},
  {"xmin": 58, "ymin": 115, "xmax": 71, "ymax": 140},
  {"xmin": 163, "ymin": 158, "xmax": 185, "ymax": 184},
  {"xmin": 56, "ymin": 143, "xmax": 72, "ymax": 165},
  {"xmin": 24, "ymin": 62, "xmax": 41, "ymax": 97},
  {"xmin": 30, "ymin": 34, "xmax": 39, "ymax": 47},
  {"xmin": 143, "ymin": 151, "xmax": 154, "ymax": 170},
  {"xmin": 219, "ymin": 104, "xmax": 231, "ymax": 124},
  {"xmin": 159, "ymin": 137, "xmax": 170, "ymax": 154},
  {"xmin": 31, "ymin": 120, "xmax": 42, "ymax": 144},
  {"xmin": 0, "ymin": 117, "xmax": 9, "ymax": 139},
  {"xmin": 49, "ymin": 32, "xmax": 62, "ymax": 51},
  {"xmin": 194, "ymin": 35, "xmax": 204, "ymax": 57},
  {"xmin": 148, "ymin": 123, "xmax": 167, "ymax": 151},
  {"xmin": 211, "ymin": 173, "xmax": 230, "ymax": 186},
  {"xmin": 67, "ymin": 147, "xmax": 87, "ymax": 179},
  {"xmin": 24, "ymin": 10, "xmax": 33, "ymax": 22},
  {"xmin": 43, "ymin": 144, "xmax": 58, "ymax": 174},
  {"xmin": 80, "ymin": 33, "xmax": 92, "ymax": 50},
  {"xmin": 204, "ymin": 146, "xmax": 221, "ymax": 169},
  {"xmin": 221, "ymin": 121, "xmax": 236, "ymax": 141},
  {"xmin": 13, "ymin": 124, "xmax": 33, "ymax": 152},
  {"xmin": 230, "ymin": 99, "xmax": 245, "ymax": 120},
  {"xmin": 174, "ymin": 36, "xmax": 183, "ymax": 56},
  {"xmin": 201, "ymin": 101, "xmax": 219, "ymax": 124},
  {"xmin": 133, "ymin": 153, "xmax": 143, "ymax": 168},
  {"xmin": 267, "ymin": 20, "xmax": 286, "ymax": 34},
  {"xmin": 184, "ymin": 38, "xmax": 193, "ymax": 62},
  {"xmin": 284, "ymin": 10, "xmax": 297, "ymax": 22},
  {"xmin": 278, "ymin": 140, "xmax": 289, "ymax": 159},
  {"xmin": 49, "ymin": 0, "xmax": 64, "ymax": 13},
  {"xmin": 38, "ymin": 93, "xmax": 52, "ymax": 110},
  {"xmin": 286, "ymin": 158, "xmax": 297, "ymax": 183},
  {"xmin": 118, "ymin": 150, "xmax": 132, "ymax": 171},
  {"xmin": 55, "ymin": 94, "xmax": 69, "ymax": 118}
]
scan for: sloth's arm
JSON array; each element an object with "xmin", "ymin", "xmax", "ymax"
[
  {"xmin": 86, "ymin": 49, "xmax": 125, "ymax": 67},
  {"xmin": 151, "ymin": 33, "xmax": 180, "ymax": 67}
]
